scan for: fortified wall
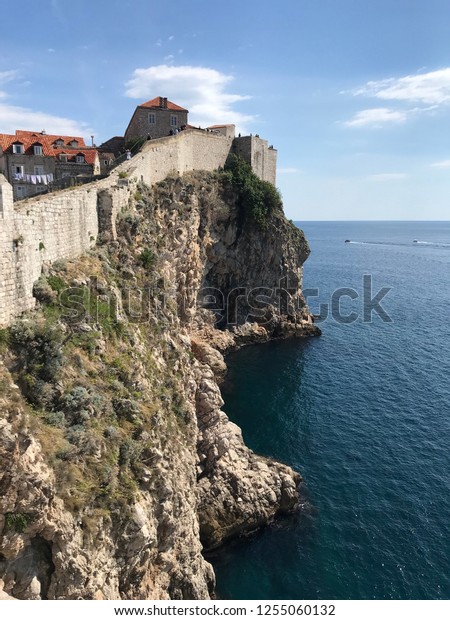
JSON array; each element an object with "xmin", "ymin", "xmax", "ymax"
[{"xmin": 0, "ymin": 129, "xmax": 277, "ymax": 326}]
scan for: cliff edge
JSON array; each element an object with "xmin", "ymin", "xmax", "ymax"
[{"xmin": 0, "ymin": 163, "xmax": 319, "ymax": 599}]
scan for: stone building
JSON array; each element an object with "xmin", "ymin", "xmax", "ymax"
[
  {"xmin": 232, "ymin": 135, "xmax": 277, "ymax": 186},
  {"xmin": 0, "ymin": 130, "xmax": 100, "ymax": 200},
  {"xmin": 124, "ymin": 96, "xmax": 189, "ymax": 145}
]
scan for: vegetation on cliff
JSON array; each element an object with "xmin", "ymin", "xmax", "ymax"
[
  {"xmin": 0, "ymin": 169, "xmax": 316, "ymax": 600},
  {"xmin": 222, "ymin": 154, "xmax": 282, "ymax": 228}
]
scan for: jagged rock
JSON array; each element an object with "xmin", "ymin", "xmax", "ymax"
[{"xmin": 0, "ymin": 171, "xmax": 318, "ymax": 600}]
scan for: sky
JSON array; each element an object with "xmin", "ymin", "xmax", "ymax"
[{"xmin": 1, "ymin": 0, "xmax": 450, "ymax": 220}]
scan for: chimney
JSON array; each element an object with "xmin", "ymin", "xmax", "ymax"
[
  {"xmin": 159, "ymin": 96, "xmax": 163, "ymax": 108},
  {"xmin": 163, "ymin": 97, "xmax": 168, "ymax": 109}
]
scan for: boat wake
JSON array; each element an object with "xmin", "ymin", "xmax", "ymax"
[{"xmin": 346, "ymin": 240, "xmax": 450, "ymax": 248}]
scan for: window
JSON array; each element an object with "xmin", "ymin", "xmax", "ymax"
[
  {"xmin": 59, "ymin": 154, "xmax": 68, "ymax": 163},
  {"xmin": 34, "ymin": 165, "xmax": 44, "ymax": 175},
  {"xmin": 12, "ymin": 143, "xmax": 24, "ymax": 154},
  {"xmin": 76, "ymin": 154, "xmax": 85, "ymax": 163},
  {"xmin": 61, "ymin": 172, "xmax": 71, "ymax": 178},
  {"xmin": 36, "ymin": 186, "xmax": 46, "ymax": 194},
  {"xmin": 12, "ymin": 165, "xmax": 24, "ymax": 179},
  {"xmin": 16, "ymin": 186, "xmax": 26, "ymax": 198},
  {"xmin": 170, "ymin": 115, "xmax": 178, "ymax": 127},
  {"xmin": 33, "ymin": 145, "xmax": 43, "ymax": 155},
  {"xmin": 70, "ymin": 140, "xmax": 78, "ymax": 147},
  {"xmin": 54, "ymin": 139, "xmax": 64, "ymax": 147},
  {"xmin": 148, "ymin": 113, "xmax": 156, "ymax": 125}
]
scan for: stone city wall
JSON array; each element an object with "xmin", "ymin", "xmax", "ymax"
[{"xmin": 0, "ymin": 129, "xmax": 275, "ymax": 326}]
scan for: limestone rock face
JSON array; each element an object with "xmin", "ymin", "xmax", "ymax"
[
  {"xmin": 0, "ymin": 171, "xmax": 318, "ymax": 599},
  {"xmin": 195, "ymin": 363, "xmax": 300, "ymax": 550}
]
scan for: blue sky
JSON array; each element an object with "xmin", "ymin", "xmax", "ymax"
[{"xmin": 1, "ymin": 0, "xmax": 450, "ymax": 220}]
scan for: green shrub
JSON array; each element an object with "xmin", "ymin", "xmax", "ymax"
[
  {"xmin": 222, "ymin": 154, "xmax": 282, "ymax": 228},
  {"xmin": 10, "ymin": 321, "xmax": 64, "ymax": 407},
  {"xmin": 0, "ymin": 328, "xmax": 10, "ymax": 348},
  {"xmin": 118, "ymin": 438, "xmax": 143, "ymax": 469},
  {"xmin": 47, "ymin": 275, "xmax": 66, "ymax": 293},
  {"xmin": 5, "ymin": 512, "xmax": 33, "ymax": 533},
  {"xmin": 61, "ymin": 386, "xmax": 93, "ymax": 425},
  {"xmin": 33, "ymin": 277, "xmax": 57, "ymax": 304},
  {"xmin": 44, "ymin": 410, "xmax": 66, "ymax": 428},
  {"xmin": 139, "ymin": 248, "xmax": 156, "ymax": 270},
  {"xmin": 112, "ymin": 398, "xmax": 140, "ymax": 422}
]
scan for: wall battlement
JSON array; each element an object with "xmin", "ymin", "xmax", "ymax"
[{"xmin": 0, "ymin": 129, "xmax": 277, "ymax": 326}]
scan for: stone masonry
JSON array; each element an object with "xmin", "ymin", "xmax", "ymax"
[{"xmin": 0, "ymin": 128, "xmax": 277, "ymax": 326}]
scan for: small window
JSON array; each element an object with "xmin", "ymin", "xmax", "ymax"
[
  {"xmin": 54, "ymin": 139, "xmax": 64, "ymax": 148},
  {"xmin": 148, "ymin": 113, "xmax": 156, "ymax": 125},
  {"xmin": 70, "ymin": 140, "xmax": 78, "ymax": 147},
  {"xmin": 59, "ymin": 154, "xmax": 68, "ymax": 163},
  {"xmin": 34, "ymin": 165, "xmax": 44, "ymax": 175},
  {"xmin": 34, "ymin": 145, "xmax": 43, "ymax": 155},
  {"xmin": 76, "ymin": 154, "xmax": 85, "ymax": 163},
  {"xmin": 36, "ymin": 186, "xmax": 46, "ymax": 193},
  {"xmin": 170, "ymin": 115, "xmax": 178, "ymax": 127},
  {"xmin": 16, "ymin": 185, "xmax": 26, "ymax": 198},
  {"xmin": 12, "ymin": 165, "xmax": 24, "ymax": 178},
  {"xmin": 61, "ymin": 172, "xmax": 71, "ymax": 178},
  {"xmin": 12, "ymin": 143, "xmax": 24, "ymax": 154}
]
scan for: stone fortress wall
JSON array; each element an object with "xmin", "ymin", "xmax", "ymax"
[{"xmin": 0, "ymin": 129, "xmax": 277, "ymax": 326}]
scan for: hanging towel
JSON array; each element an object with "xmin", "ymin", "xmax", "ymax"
[
  {"xmin": 36, "ymin": 175, "xmax": 41, "ymax": 183},
  {"xmin": 47, "ymin": 173, "xmax": 54, "ymax": 182},
  {"xmin": 42, "ymin": 175, "xmax": 48, "ymax": 185},
  {"xmin": 31, "ymin": 175, "xmax": 37, "ymax": 184}
]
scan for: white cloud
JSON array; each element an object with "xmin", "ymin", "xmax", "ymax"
[
  {"xmin": 431, "ymin": 159, "xmax": 450, "ymax": 169},
  {"xmin": 47, "ymin": 48, "xmax": 56, "ymax": 53},
  {"xmin": 354, "ymin": 68, "xmax": 450, "ymax": 105},
  {"xmin": 125, "ymin": 64, "xmax": 255, "ymax": 132},
  {"xmin": 168, "ymin": 35, "xmax": 174, "ymax": 41},
  {"xmin": 368, "ymin": 173, "xmax": 408, "ymax": 181},
  {"xmin": 0, "ymin": 67, "xmax": 93, "ymax": 137},
  {"xmin": 0, "ymin": 102, "xmax": 92, "ymax": 136},
  {"xmin": 0, "ymin": 70, "xmax": 18, "ymax": 84},
  {"xmin": 343, "ymin": 107, "xmax": 408, "ymax": 128},
  {"xmin": 164, "ymin": 55, "xmax": 175, "ymax": 64}
]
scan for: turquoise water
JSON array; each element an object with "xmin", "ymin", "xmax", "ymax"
[{"xmin": 211, "ymin": 222, "xmax": 450, "ymax": 600}]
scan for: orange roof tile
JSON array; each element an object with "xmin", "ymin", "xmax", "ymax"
[
  {"xmin": 139, "ymin": 96, "xmax": 188, "ymax": 112},
  {"xmin": 0, "ymin": 130, "xmax": 96, "ymax": 163},
  {"xmin": 53, "ymin": 148, "xmax": 98, "ymax": 165}
]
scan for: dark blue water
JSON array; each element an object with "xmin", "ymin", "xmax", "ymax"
[{"xmin": 212, "ymin": 222, "xmax": 450, "ymax": 600}]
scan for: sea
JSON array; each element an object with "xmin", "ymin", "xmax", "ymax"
[{"xmin": 210, "ymin": 221, "xmax": 450, "ymax": 600}]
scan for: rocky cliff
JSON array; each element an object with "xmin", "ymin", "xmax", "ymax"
[{"xmin": 0, "ymin": 165, "xmax": 319, "ymax": 600}]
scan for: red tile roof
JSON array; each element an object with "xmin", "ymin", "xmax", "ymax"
[
  {"xmin": 53, "ymin": 149, "xmax": 98, "ymax": 165},
  {"xmin": 15, "ymin": 129, "xmax": 86, "ymax": 146},
  {"xmin": 139, "ymin": 96, "xmax": 188, "ymax": 112},
  {"xmin": 0, "ymin": 130, "xmax": 96, "ymax": 163}
]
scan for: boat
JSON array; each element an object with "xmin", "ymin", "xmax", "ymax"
[{"xmin": 344, "ymin": 239, "xmax": 351, "ymax": 243}]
